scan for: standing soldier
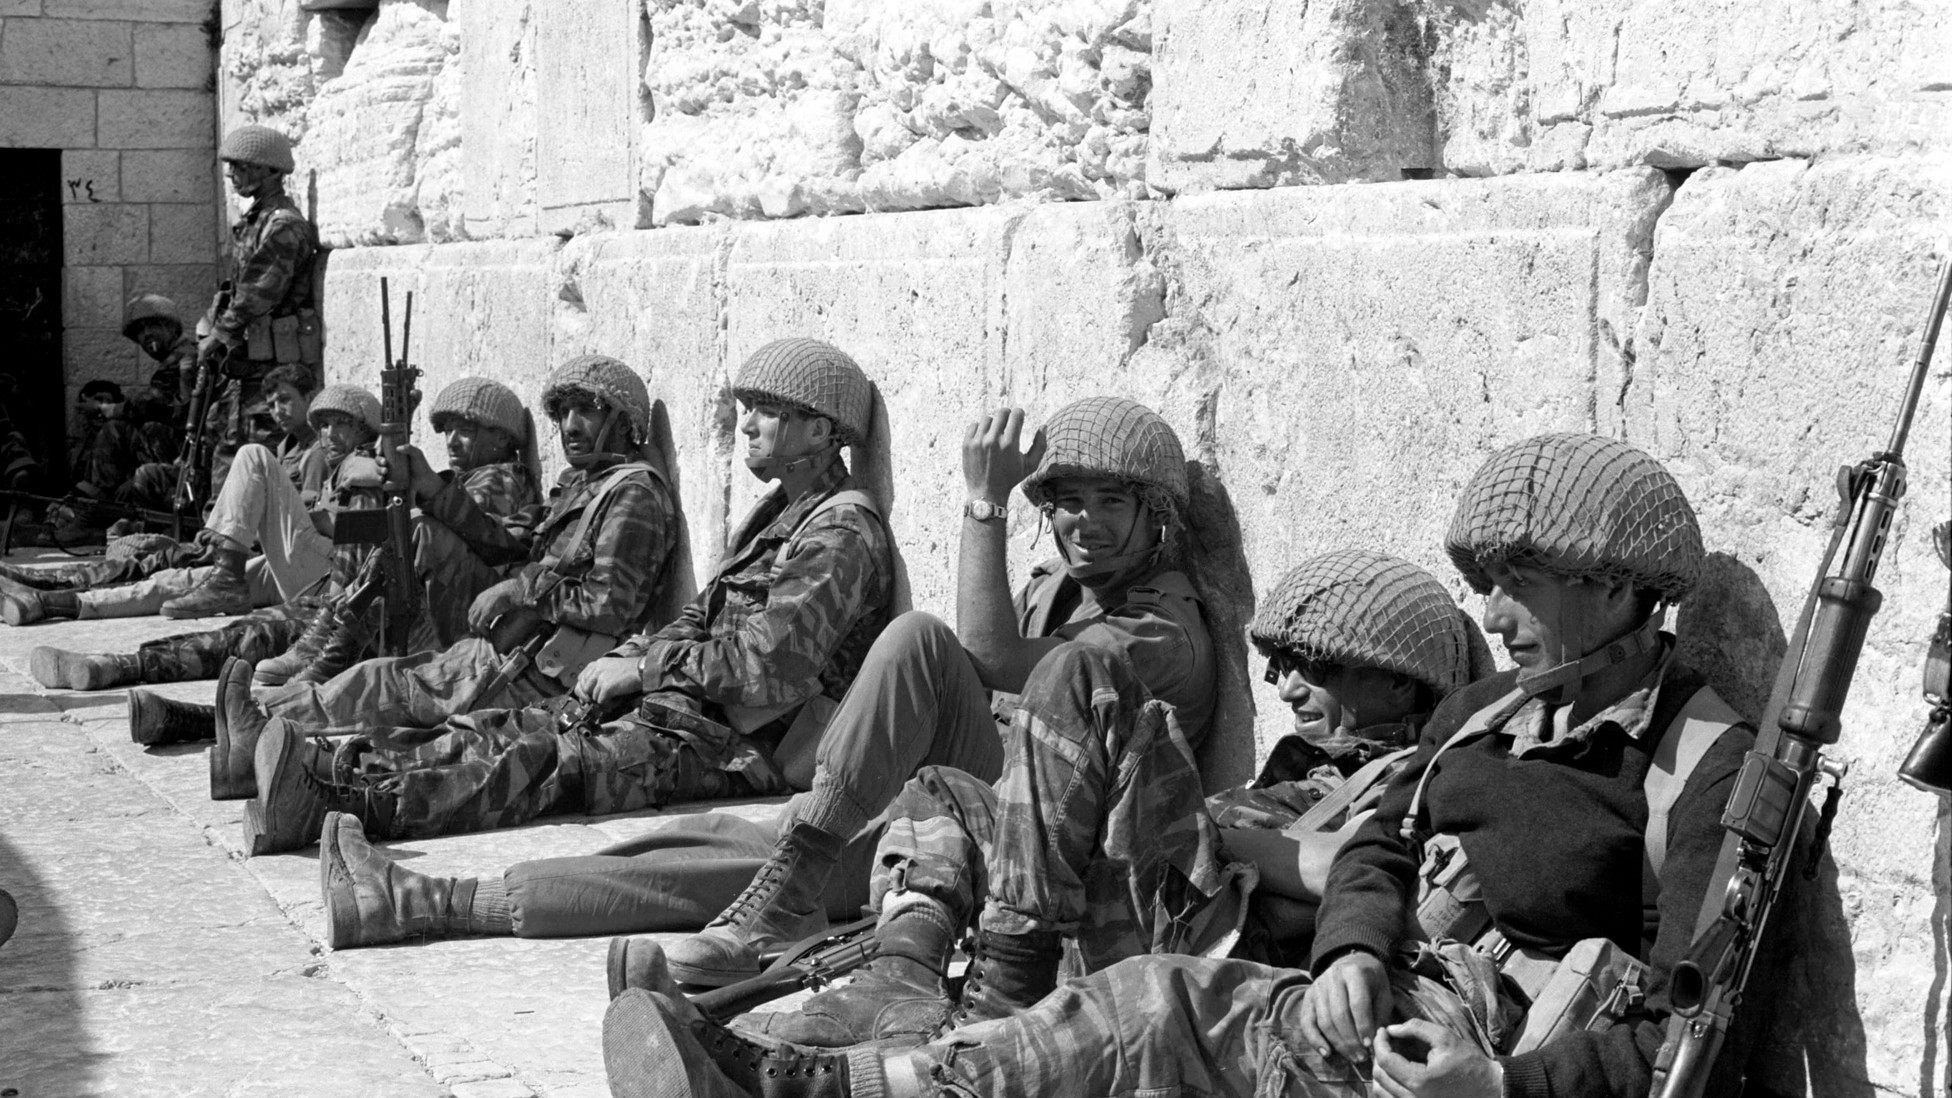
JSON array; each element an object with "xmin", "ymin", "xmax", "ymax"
[{"xmin": 202, "ymin": 124, "xmax": 320, "ymax": 499}]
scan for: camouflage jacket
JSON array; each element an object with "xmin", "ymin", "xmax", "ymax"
[
  {"xmin": 215, "ymin": 191, "xmax": 318, "ymax": 349},
  {"xmin": 449, "ymin": 460, "xmax": 543, "ymax": 550},
  {"xmin": 274, "ymin": 426, "xmax": 328, "ymax": 506},
  {"xmin": 1204, "ymin": 724, "xmax": 1419, "ymax": 832},
  {"xmin": 147, "ymin": 333, "xmax": 197, "ymax": 412},
  {"xmin": 417, "ymin": 453, "xmax": 676, "ymax": 638},
  {"xmin": 620, "ymin": 462, "xmax": 895, "ymax": 715}
]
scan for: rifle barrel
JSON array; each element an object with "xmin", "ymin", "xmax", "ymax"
[
  {"xmin": 381, "ymin": 277, "xmax": 394, "ymax": 369},
  {"xmin": 1888, "ymin": 253, "xmax": 1952, "ymax": 457},
  {"xmin": 400, "ymin": 291, "xmax": 413, "ymax": 366}
]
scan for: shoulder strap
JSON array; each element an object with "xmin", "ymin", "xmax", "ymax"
[
  {"xmin": 1643, "ymin": 684, "xmax": 1744, "ymax": 880},
  {"xmin": 550, "ymin": 462, "xmax": 653, "ymax": 577},
  {"xmin": 795, "ymin": 488, "xmax": 880, "ymax": 538},
  {"xmin": 1290, "ymin": 746, "xmax": 1418, "ymax": 833}
]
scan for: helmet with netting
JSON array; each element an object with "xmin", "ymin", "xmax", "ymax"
[
  {"xmin": 122, "ymin": 294, "xmax": 183, "ymax": 340},
  {"xmin": 541, "ymin": 355, "xmax": 650, "ymax": 445},
  {"xmin": 1252, "ymin": 550, "xmax": 1487, "ymax": 697},
  {"xmin": 219, "ymin": 125, "xmax": 295, "ymax": 173},
  {"xmin": 733, "ymin": 338, "xmax": 874, "ymax": 447},
  {"xmin": 1021, "ymin": 397, "xmax": 1189, "ymax": 518},
  {"xmin": 1446, "ymin": 432, "xmax": 1703, "ymax": 602},
  {"xmin": 307, "ymin": 383, "xmax": 382, "ymax": 434},
  {"xmin": 429, "ymin": 377, "xmax": 525, "ymax": 440}
]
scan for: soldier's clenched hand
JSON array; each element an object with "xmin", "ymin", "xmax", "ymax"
[
  {"xmin": 576, "ymin": 657, "xmax": 641, "ymax": 703},
  {"xmin": 468, "ymin": 577, "xmax": 526, "ymax": 636},
  {"xmin": 1368, "ymin": 1019, "xmax": 1502, "ymax": 1098},
  {"xmin": 1297, "ymin": 949, "xmax": 1389, "ymax": 1067},
  {"xmin": 962, "ymin": 408, "xmax": 1047, "ymax": 505},
  {"xmin": 382, "ymin": 443, "xmax": 446, "ymax": 498}
]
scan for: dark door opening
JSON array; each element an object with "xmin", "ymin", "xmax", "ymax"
[{"xmin": 0, "ymin": 148, "xmax": 65, "ymax": 490}]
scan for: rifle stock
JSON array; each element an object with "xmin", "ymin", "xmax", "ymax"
[{"xmin": 1651, "ymin": 253, "xmax": 1952, "ymax": 1097}]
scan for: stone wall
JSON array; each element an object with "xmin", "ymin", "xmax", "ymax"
[
  {"xmin": 219, "ymin": 0, "xmax": 1952, "ymax": 1091},
  {"xmin": 0, "ymin": 0, "xmax": 220, "ymax": 405}
]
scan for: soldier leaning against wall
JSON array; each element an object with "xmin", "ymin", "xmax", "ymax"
[{"xmin": 602, "ymin": 432, "xmax": 1781, "ymax": 1098}]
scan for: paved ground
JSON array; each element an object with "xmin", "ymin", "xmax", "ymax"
[{"xmin": 0, "ymin": 550, "xmax": 799, "ymax": 1098}]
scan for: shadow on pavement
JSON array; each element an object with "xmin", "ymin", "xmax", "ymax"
[{"xmin": 0, "ymin": 828, "xmax": 97, "ymax": 1095}]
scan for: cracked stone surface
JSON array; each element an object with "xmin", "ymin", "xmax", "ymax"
[{"xmin": 0, "ymin": 559, "xmax": 803, "ymax": 1097}]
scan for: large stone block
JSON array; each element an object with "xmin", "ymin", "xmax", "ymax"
[
  {"xmin": 62, "ymin": 265, "xmax": 123, "ymax": 329},
  {"xmin": 0, "ymin": 84, "xmax": 95, "ymax": 146},
  {"xmin": 1631, "ymin": 154, "xmax": 1952, "ymax": 1093},
  {"xmin": 1427, "ymin": 0, "xmax": 1952, "ymax": 174},
  {"xmin": 63, "ymin": 326, "xmax": 143, "ymax": 389},
  {"xmin": 60, "ymin": 149, "xmax": 119, "ymax": 204},
  {"xmin": 120, "ymin": 148, "xmax": 216, "ymax": 203},
  {"xmin": 535, "ymin": 0, "xmax": 644, "ymax": 233},
  {"xmin": 456, "ymin": 0, "xmax": 537, "ymax": 239},
  {"xmin": 1150, "ymin": 0, "xmax": 1435, "ymax": 192},
  {"xmin": 0, "ymin": 16, "xmax": 132, "ymax": 86},
  {"xmin": 43, "ymin": 0, "xmax": 208, "ymax": 20},
  {"xmin": 147, "ymin": 201, "xmax": 216, "ymax": 264},
  {"xmin": 1145, "ymin": 169, "xmax": 1671, "ymax": 759},
  {"xmin": 63, "ymin": 201, "xmax": 148, "ymax": 264},
  {"xmin": 568, "ymin": 224, "xmax": 727, "ymax": 578},
  {"xmin": 97, "ymin": 88, "xmax": 213, "ymax": 148},
  {"xmin": 122, "ymin": 262, "xmax": 218, "ymax": 321},
  {"xmin": 133, "ymin": 19, "xmax": 213, "ymax": 88},
  {"xmin": 301, "ymin": 3, "xmax": 454, "ymax": 246}
]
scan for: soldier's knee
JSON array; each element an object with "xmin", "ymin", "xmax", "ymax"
[
  {"xmin": 861, "ymin": 610, "xmax": 956, "ymax": 671},
  {"xmin": 232, "ymin": 442, "xmax": 276, "ymax": 473}
]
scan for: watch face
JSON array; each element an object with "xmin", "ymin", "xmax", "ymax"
[{"xmin": 967, "ymin": 500, "xmax": 1004, "ymax": 521}]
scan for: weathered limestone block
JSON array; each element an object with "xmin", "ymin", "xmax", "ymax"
[
  {"xmin": 1146, "ymin": 169, "xmax": 1672, "ymax": 759},
  {"xmin": 120, "ymin": 148, "xmax": 217, "ymax": 204},
  {"xmin": 1631, "ymin": 154, "xmax": 1952, "ymax": 1094},
  {"xmin": 62, "ymin": 266, "xmax": 124, "ymax": 330},
  {"xmin": 456, "ymin": 0, "xmax": 538, "ymax": 238},
  {"xmin": 536, "ymin": 0, "xmax": 646, "ymax": 233},
  {"xmin": 642, "ymin": 0, "xmax": 1156, "ymax": 224},
  {"xmin": 96, "ymin": 88, "xmax": 213, "ymax": 148},
  {"xmin": 568, "ymin": 225, "xmax": 728, "ymax": 579},
  {"xmin": 219, "ymin": 0, "xmax": 316, "ymax": 138},
  {"xmin": 1428, "ymin": 0, "xmax": 1952, "ymax": 175},
  {"xmin": 132, "ymin": 20, "xmax": 213, "ymax": 88},
  {"xmin": 1150, "ymin": 0, "xmax": 1434, "ymax": 192},
  {"xmin": 0, "ymin": 16, "xmax": 132, "ymax": 86},
  {"xmin": 302, "ymin": 2, "xmax": 458, "ymax": 246},
  {"xmin": 321, "ymin": 239, "xmax": 561, "ymax": 488},
  {"xmin": 61, "ymin": 150, "xmax": 120, "ymax": 203},
  {"xmin": 147, "ymin": 202, "xmax": 215, "ymax": 265},
  {"xmin": 64, "ymin": 202, "xmax": 150, "ymax": 265}
]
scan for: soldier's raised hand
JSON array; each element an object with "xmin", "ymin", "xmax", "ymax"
[{"xmin": 962, "ymin": 408, "xmax": 1047, "ymax": 505}]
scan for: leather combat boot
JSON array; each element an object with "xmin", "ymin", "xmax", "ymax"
[
  {"xmin": 604, "ymin": 988, "xmax": 853, "ymax": 1098},
  {"xmin": 160, "ymin": 545, "xmax": 251, "ymax": 619},
  {"xmin": 211, "ymin": 658, "xmax": 270, "ymax": 800},
  {"xmin": 244, "ymin": 719, "xmax": 395, "ymax": 857},
  {"xmin": 321, "ymin": 811, "xmax": 474, "ymax": 948},
  {"xmin": 293, "ymin": 605, "xmax": 374, "ymax": 685},
  {"xmin": 665, "ymin": 821, "xmax": 844, "ymax": 987},
  {"xmin": 127, "ymin": 689, "xmax": 217, "ymax": 746},
  {"xmin": 252, "ymin": 602, "xmax": 341, "ymax": 687},
  {"xmin": 934, "ymin": 928, "xmax": 1062, "ymax": 1034},
  {"xmin": 739, "ymin": 897, "xmax": 960, "ymax": 1047},
  {"xmin": 30, "ymin": 647, "xmax": 141, "ymax": 691},
  {"xmin": 0, "ymin": 577, "xmax": 60, "ymax": 626}
]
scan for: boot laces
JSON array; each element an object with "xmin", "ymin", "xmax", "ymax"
[{"xmin": 716, "ymin": 841, "xmax": 791, "ymax": 929}]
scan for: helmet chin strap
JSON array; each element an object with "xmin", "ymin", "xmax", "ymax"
[
  {"xmin": 1515, "ymin": 613, "xmax": 1665, "ymax": 706},
  {"xmin": 566, "ymin": 410, "xmax": 631, "ymax": 469},
  {"xmin": 744, "ymin": 448, "xmax": 832, "ymax": 481},
  {"xmin": 1056, "ymin": 503, "xmax": 1165, "ymax": 588}
]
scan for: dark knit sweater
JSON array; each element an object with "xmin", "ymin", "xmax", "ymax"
[{"xmin": 1309, "ymin": 665, "xmax": 1755, "ymax": 1098}]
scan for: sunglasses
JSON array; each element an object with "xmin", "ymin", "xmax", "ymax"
[{"xmin": 1263, "ymin": 650, "xmax": 1343, "ymax": 686}]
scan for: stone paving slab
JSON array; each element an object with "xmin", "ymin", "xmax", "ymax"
[{"xmin": 0, "ymin": 550, "xmax": 803, "ymax": 1097}]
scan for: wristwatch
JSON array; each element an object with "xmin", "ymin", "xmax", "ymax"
[{"xmin": 964, "ymin": 499, "xmax": 1006, "ymax": 523}]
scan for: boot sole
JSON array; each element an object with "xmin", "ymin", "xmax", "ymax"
[
  {"xmin": 665, "ymin": 952, "xmax": 767, "ymax": 990},
  {"xmin": 319, "ymin": 812, "xmax": 371, "ymax": 950},
  {"xmin": 29, "ymin": 647, "xmax": 91, "ymax": 690},
  {"xmin": 242, "ymin": 722, "xmax": 323, "ymax": 857},
  {"xmin": 607, "ymin": 937, "xmax": 681, "ymax": 1002},
  {"xmin": 603, "ymin": 991, "xmax": 718, "ymax": 1098},
  {"xmin": 210, "ymin": 658, "xmax": 258, "ymax": 800}
]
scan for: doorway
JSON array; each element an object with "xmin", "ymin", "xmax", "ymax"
[{"xmin": 0, "ymin": 148, "xmax": 65, "ymax": 488}]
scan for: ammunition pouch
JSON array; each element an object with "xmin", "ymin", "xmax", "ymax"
[
  {"xmin": 535, "ymin": 623, "xmax": 617, "ymax": 684},
  {"xmin": 296, "ymin": 307, "xmax": 324, "ymax": 367},
  {"xmin": 1413, "ymin": 837, "xmax": 1649, "ymax": 1055},
  {"xmin": 244, "ymin": 314, "xmax": 274, "ymax": 362}
]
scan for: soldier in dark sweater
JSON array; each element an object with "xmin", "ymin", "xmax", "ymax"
[{"xmin": 600, "ymin": 432, "xmax": 1761, "ymax": 1098}]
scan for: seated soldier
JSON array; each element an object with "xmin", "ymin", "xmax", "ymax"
[
  {"xmin": 305, "ymin": 397, "xmax": 1215, "ymax": 989},
  {"xmin": 0, "ymin": 363, "xmax": 327, "ymax": 626},
  {"xmin": 245, "ymin": 338, "xmax": 894, "ymax": 861},
  {"xmin": 672, "ymin": 550, "xmax": 1486, "ymax": 1050},
  {"xmin": 600, "ymin": 431, "xmax": 1762, "ymax": 1098},
  {"xmin": 25, "ymin": 378, "xmax": 540, "ymax": 741},
  {"xmin": 204, "ymin": 354, "xmax": 681, "ymax": 838}
]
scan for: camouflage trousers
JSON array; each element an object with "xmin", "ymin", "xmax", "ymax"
[
  {"xmin": 76, "ymin": 555, "xmax": 282, "ymax": 619},
  {"xmin": 871, "ymin": 641, "xmax": 1241, "ymax": 973},
  {"xmin": 348, "ymin": 703, "xmax": 726, "ymax": 840},
  {"xmin": 880, "ymin": 952, "xmax": 1493, "ymax": 1098},
  {"xmin": 126, "ymin": 597, "xmax": 326, "ymax": 683}
]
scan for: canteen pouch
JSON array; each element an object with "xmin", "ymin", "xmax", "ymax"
[
  {"xmin": 535, "ymin": 623, "xmax": 616, "ymax": 684},
  {"xmin": 1415, "ymin": 834, "xmax": 1491, "ymax": 944}
]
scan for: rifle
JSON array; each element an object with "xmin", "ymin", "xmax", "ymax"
[
  {"xmin": 1650, "ymin": 253, "xmax": 1952, "ymax": 1097},
  {"xmin": 688, "ymin": 915, "xmax": 879, "ymax": 1022},
  {"xmin": 172, "ymin": 280, "xmax": 233, "ymax": 536},
  {"xmin": 334, "ymin": 279, "xmax": 421, "ymax": 657},
  {"xmin": 0, "ymin": 489, "xmax": 203, "ymax": 556}
]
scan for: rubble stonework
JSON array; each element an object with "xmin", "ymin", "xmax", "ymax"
[{"xmin": 178, "ymin": 0, "xmax": 1952, "ymax": 1089}]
